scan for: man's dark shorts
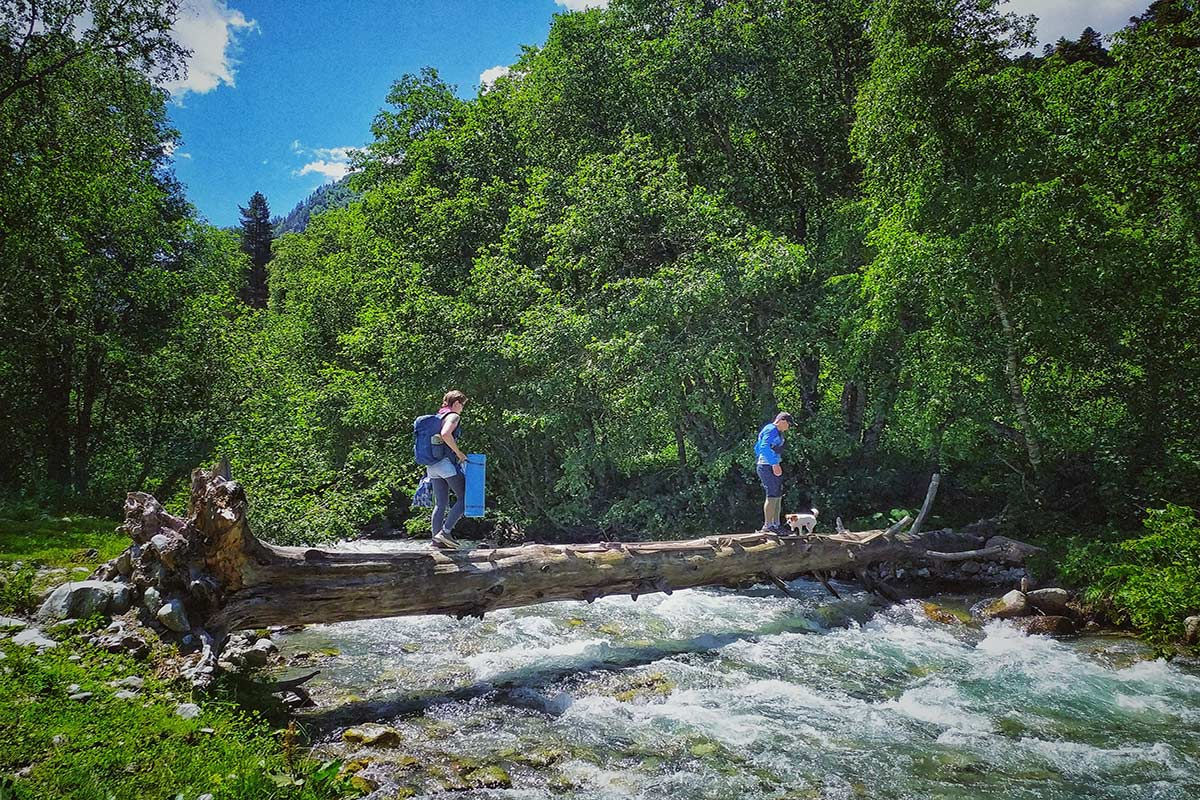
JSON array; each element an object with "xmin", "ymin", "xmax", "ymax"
[{"xmin": 756, "ymin": 463, "xmax": 782, "ymax": 498}]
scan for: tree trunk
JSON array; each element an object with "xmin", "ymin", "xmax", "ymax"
[
  {"xmin": 40, "ymin": 339, "xmax": 72, "ymax": 489},
  {"xmin": 87, "ymin": 469, "xmax": 1035, "ymax": 690},
  {"xmin": 72, "ymin": 344, "xmax": 103, "ymax": 496},
  {"xmin": 991, "ymin": 278, "xmax": 1043, "ymax": 483}
]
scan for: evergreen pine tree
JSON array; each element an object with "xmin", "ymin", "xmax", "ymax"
[{"xmin": 238, "ymin": 191, "xmax": 273, "ymax": 308}]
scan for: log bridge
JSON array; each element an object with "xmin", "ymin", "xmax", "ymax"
[{"xmin": 90, "ymin": 469, "xmax": 1039, "ymax": 689}]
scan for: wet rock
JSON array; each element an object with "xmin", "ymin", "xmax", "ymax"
[
  {"xmin": 343, "ymin": 724, "xmax": 404, "ymax": 747},
  {"xmin": 348, "ymin": 774, "xmax": 379, "ymax": 793},
  {"xmin": 922, "ymin": 602, "xmax": 971, "ymax": 625},
  {"xmin": 959, "ymin": 560, "xmax": 982, "ymax": 576},
  {"xmin": 463, "ymin": 765, "xmax": 511, "ymax": 789},
  {"xmin": 981, "ymin": 590, "xmax": 1029, "ymax": 620},
  {"xmin": 502, "ymin": 747, "xmax": 566, "ymax": 768},
  {"xmin": 1184, "ymin": 615, "xmax": 1200, "ymax": 646},
  {"xmin": 12, "ymin": 628, "xmax": 57, "ymax": 649},
  {"xmin": 1012, "ymin": 616, "xmax": 1076, "ymax": 637},
  {"xmin": 35, "ymin": 580, "xmax": 128, "ymax": 622},
  {"xmin": 1025, "ymin": 588, "xmax": 1070, "ymax": 615},
  {"xmin": 613, "ymin": 671, "xmax": 675, "ymax": 702},
  {"xmin": 156, "ymin": 596, "xmax": 190, "ymax": 632}
]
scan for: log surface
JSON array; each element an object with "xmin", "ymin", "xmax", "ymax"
[{"xmin": 105, "ymin": 470, "xmax": 1003, "ymax": 636}]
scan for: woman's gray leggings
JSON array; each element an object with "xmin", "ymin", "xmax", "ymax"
[{"xmin": 432, "ymin": 472, "xmax": 466, "ymax": 535}]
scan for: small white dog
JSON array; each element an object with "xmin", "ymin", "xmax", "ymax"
[{"xmin": 785, "ymin": 508, "xmax": 820, "ymax": 535}]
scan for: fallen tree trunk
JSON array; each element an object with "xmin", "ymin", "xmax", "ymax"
[{"xmin": 88, "ymin": 469, "xmax": 1035, "ymax": 688}]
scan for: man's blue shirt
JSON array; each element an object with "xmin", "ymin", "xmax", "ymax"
[{"xmin": 754, "ymin": 423, "xmax": 783, "ymax": 465}]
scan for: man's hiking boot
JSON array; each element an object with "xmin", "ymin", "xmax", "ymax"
[{"xmin": 432, "ymin": 532, "xmax": 460, "ymax": 550}]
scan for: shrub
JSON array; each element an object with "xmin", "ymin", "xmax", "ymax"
[{"xmin": 1061, "ymin": 504, "xmax": 1200, "ymax": 646}]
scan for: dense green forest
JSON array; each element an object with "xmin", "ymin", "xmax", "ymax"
[
  {"xmin": 2, "ymin": 0, "xmax": 1198, "ymax": 564},
  {"xmin": 273, "ymin": 177, "xmax": 359, "ymax": 237}
]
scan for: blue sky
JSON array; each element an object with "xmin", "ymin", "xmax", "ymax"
[
  {"xmin": 165, "ymin": 0, "xmax": 1145, "ymax": 228},
  {"xmin": 167, "ymin": 1, "xmax": 594, "ymax": 227}
]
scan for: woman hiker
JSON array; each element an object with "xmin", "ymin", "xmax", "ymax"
[
  {"xmin": 755, "ymin": 411, "xmax": 793, "ymax": 534},
  {"xmin": 429, "ymin": 390, "xmax": 470, "ymax": 550}
]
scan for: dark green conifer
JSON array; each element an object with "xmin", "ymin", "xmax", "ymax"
[{"xmin": 238, "ymin": 191, "xmax": 273, "ymax": 307}]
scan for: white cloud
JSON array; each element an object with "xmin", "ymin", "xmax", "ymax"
[
  {"xmin": 164, "ymin": 0, "xmax": 258, "ymax": 99},
  {"xmin": 480, "ymin": 65, "xmax": 510, "ymax": 90},
  {"xmin": 312, "ymin": 146, "xmax": 355, "ymax": 162},
  {"xmin": 296, "ymin": 160, "xmax": 350, "ymax": 180},
  {"xmin": 1003, "ymin": 0, "xmax": 1145, "ymax": 47},
  {"xmin": 554, "ymin": 0, "xmax": 609, "ymax": 12},
  {"xmin": 177, "ymin": 152, "xmax": 193, "ymax": 159},
  {"xmin": 291, "ymin": 141, "xmax": 358, "ymax": 181}
]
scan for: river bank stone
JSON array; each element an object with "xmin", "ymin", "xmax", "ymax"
[
  {"xmin": 1012, "ymin": 616, "xmax": 1076, "ymax": 637},
  {"xmin": 92, "ymin": 620, "xmax": 151, "ymax": 659},
  {"xmin": 1027, "ymin": 588, "xmax": 1072, "ymax": 616},
  {"xmin": 12, "ymin": 627, "xmax": 57, "ymax": 649},
  {"xmin": 142, "ymin": 586, "xmax": 163, "ymax": 614},
  {"xmin": 36, "ymin": 580, "xmax": 130, "ymax": 623},
  {"xmin": 176, "ymin": 702, "xmax": 202, "ymax": 719},
  {"xmin": 980, "ymin": 590, "xmax": 1029, "ymax": 619},
  {"xmin": 156, "ymin": 596, "xmax": 190, "ymax": 632}
]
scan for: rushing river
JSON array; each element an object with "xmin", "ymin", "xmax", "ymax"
[{"xmin": 277, "ymin": 541, "xmax": 1200, "ymax": 800}]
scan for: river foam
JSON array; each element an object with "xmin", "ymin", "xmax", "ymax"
[{"xmin": 282, "ymin": 581, "xmax": 1200, "ymax": 799}]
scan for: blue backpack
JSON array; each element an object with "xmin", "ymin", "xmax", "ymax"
[{"xmin": 413, "ymin": 412, "xmax": 448, "ymax": 465}]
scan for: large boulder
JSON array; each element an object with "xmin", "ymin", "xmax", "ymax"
[
  {"xmin": 35, "ymin": 581, "xmax": 130, "ymax": 623},
  {"xmin": 980, "ymin": 590, "xmax": 1030, "ymax": 620},
  {"xmin": 1012, "ymin": 616, "xmax": 1076, "ymax": 637},
  {"xmin": 1026, "ymin": 588, "xmax": 1072, "ymax": 616}
]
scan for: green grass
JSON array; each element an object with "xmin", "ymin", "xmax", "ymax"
[
  {"xmin": 0, "ymin": 515, "xmax": 128, "ymax": 568},
  {"xmin": 0, "ymin": 512, "xmax": 360, "ymax": 799},
  {"xmin": 0, "ymin": 515, "xmax": 129, "ymax": 616},
  {"xmin": 0, "ymin": 636, "xmax": 358, "ymax": 800}
]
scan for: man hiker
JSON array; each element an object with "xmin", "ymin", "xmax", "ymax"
[
  {"xmin": 428, "ymin": 390, "xmax": 470, "ymax": 550},
  {"xmin": 755, "ymin": 412, "xmax": 793, "ymax": 534}
]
